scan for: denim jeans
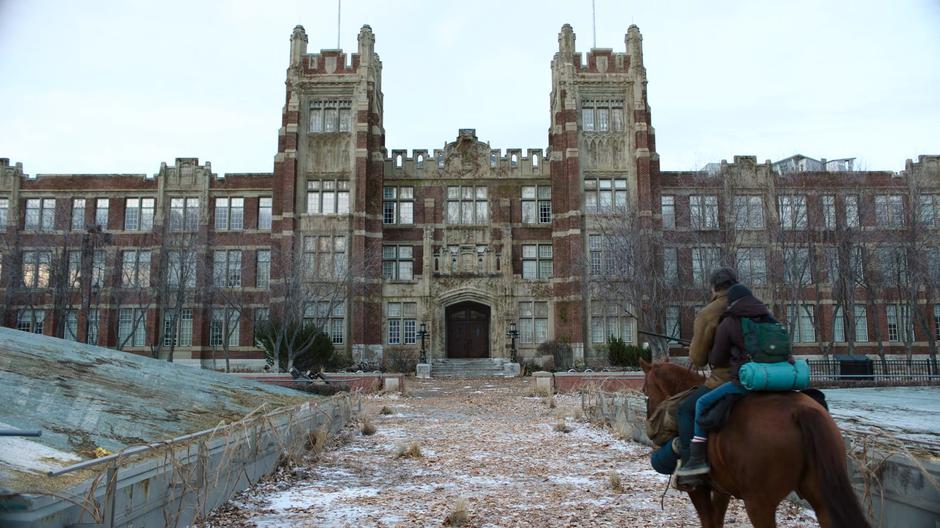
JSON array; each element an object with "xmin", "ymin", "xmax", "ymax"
[
  {"xmin": 678, "ymin": 385, "xmax": 710, "ymax": 461},
  {"xmin": 693, "ymin": 381, "xmax": 747, "ymax": 438}
]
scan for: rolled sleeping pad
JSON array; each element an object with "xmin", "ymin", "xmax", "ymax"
[
  {"xmin": 650, "ymin": 437, "xmax": 680, "ymax": 475},
  {"xmin": 739, "ymin": 359, "xmax": 810, "ymax": 391}
]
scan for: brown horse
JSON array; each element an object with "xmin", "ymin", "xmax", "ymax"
[{"xmin": 640, "ymin": 359, "xmax": 869, "ymax": 528}]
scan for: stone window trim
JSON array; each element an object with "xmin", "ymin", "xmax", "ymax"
[
  {"xmin": 383, "ymin": 186, "xmax": 414, "ymax": 225},
  {"xmin": 214, "ymin": 197, "xmax": 245, "ymax": 231},
  {"xmin": 124, "ymin": 197, "xmax": 155, "ymax": 231},
  {"xmin": 446, "ymin": 186, "xmax": 489, "ymax": 225},
  {"xmin": 519, "ymin": 301, "xmax": 549, "ymax": 345},
  {"xmin": 302, "ymin": 234, "xmax": 348, "ymax": 280},
  {"xmin": 169, "ymin": 197, "xmax": 201, "ymax": 232},
  {"xmin": 521, "ymin": 244, "xmax": 553, "ymax": 280},
  {"xmin": 306, "ymin": 180, "xmax": 350, "ymax": 216},
  {"xmin": 584, "ymin": 178, "xmax": 628, "ymax": 214},
  {"xmin": 386, "ymin": 301, "xmax": 417, "ymax": 345},
  {"xmin": 588, "ymin": 234, "xmax": 616, "ymax": 276},
  {"xmin": 308, "ymin": 100, "xmax": 352, "ymax": 133},
  {"xmin": 522, "ymin": 186, "xmax": 552, "ymax": 224}
]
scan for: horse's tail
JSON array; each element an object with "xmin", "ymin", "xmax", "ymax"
[{"xmin": 796, "ymin": 405, "xmax": 870, "ymax": 528}]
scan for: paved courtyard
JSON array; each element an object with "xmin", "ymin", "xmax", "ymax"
[{"xmin": 201, "ymin": 378, "xmax": 817, "ymax": 527}]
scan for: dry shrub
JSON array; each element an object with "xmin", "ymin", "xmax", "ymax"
[
  {"xmin": 443, "ymin": 497, "xmax": 469, "ymax": 526},
  {"xmin": 396, "ymin": 441, "xmax": 423, "ymax": 458},
  {"xmin": 608, "ymin": 470, "xmax": 624, "ymax": 493},
  {"xmin": 361, "ymin": 418, "xmax": 377, "ymax": 436},
  {"xmin": 545, "ymin": 395, "xmax": 556, "ymax": 409},
  {"xmin": 306, "ymin": 426, "xmax": 328, "ymax": 452},
  {"xmin": 553, "ymin": 420, "xmax": 572, "ymax": 433},
  {"xmin": 379, "ymin": 406, "xmax": 394, "ymax": 415}
]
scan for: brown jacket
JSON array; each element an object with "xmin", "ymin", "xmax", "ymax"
[{"xmin": 689, "ymin": 290, "xmax": 731, "ymax": 388}]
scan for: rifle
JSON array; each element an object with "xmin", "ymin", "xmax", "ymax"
[{"xmin": 637, "ymin": 330, "xmax": 690, "ymax": 347}]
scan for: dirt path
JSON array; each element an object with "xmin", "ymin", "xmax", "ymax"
[{"xmin": 201, "ymin": 378, "xmax": 817, "ymax": 527}]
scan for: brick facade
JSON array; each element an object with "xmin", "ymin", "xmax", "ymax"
[{"xmin": 0, "ymin": 24, "xmax": 938, "ymax": 369}]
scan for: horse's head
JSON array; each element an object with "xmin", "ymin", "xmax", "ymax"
[{"xmin": 640, "ymin": 358, "xmax": 704, "ymax": 417}]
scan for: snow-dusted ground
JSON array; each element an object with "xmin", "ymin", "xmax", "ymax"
[
  {"xmin": 825, "ymin": 386, "xmax": 940, "ymax": 448},
  {"xmin": 200, "ymin": 379, "xmax": 816, "ymax": 527}
]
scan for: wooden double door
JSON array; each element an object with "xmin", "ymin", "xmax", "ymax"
[{"xmin": 445, "ymin": 302, "xmax": 490, "ymax": 358}]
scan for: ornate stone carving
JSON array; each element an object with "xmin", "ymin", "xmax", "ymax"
[{"xmin": 441, "ymin": 129, "xmax": 491, "ymax": 179}]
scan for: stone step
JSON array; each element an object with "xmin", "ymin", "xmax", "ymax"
[{"xmin": 430, "ymin": 358, "xmax": 512, "ymax": 378}]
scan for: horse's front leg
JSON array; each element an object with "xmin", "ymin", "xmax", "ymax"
[{"xmin": 687, "ymin": 486, "xmax": 717, "ymax": 528}]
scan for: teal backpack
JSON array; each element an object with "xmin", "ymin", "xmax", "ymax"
[{"xmin": 740, "ymin": 316, "xmax": 791, "ymax": 363}]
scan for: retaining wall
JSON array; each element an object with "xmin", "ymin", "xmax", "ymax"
[
  {"xmin": 236, "ymin": 372, "xmax": 404, "ymax": 393},
  {"xmin": 0, "ymin": 394, "xmax": 358, "ymax": 528},
  {"xmin": 534, "ymin": 371, "xmax": 645, "ymax": 394}
]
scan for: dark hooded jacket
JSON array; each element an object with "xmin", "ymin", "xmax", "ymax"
[{"xmin": 709, "ymin": 293, "xmax": 773, "ymax": 381}]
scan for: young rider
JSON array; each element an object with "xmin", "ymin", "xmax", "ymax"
[{"xmin": 676, "ymin": 282, "xmax": 772, "ymax": 477}]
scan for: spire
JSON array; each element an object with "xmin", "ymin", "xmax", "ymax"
[
  {"xmin": 626, "ymin": 24, "xmax": 643, "ymax": 69},
  {"xmin": 558, "ymin": 24, "xmax": 576, "ymax": 60},
  {"xmin": 358, "ymin": 24, "xmax": 375, "ymax": 60},
  {"xmin": 290, "ymin": 25, "xmax": 308, "ymax": 67}
]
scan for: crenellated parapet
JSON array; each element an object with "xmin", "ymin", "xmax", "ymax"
[{"xmin": 384, "ymin": 130, "xmax": 548, "ymax": 179}]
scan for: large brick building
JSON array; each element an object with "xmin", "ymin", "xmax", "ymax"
[{"xmin": 1, "ymin": 24, "xmax": 938, "ymax": 370}]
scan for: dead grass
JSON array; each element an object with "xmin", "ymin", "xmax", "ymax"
[
  {"xmin": 553, "ymin": 420, "xmax": 572, "ymax": 434},
  {"xmin": 395, "ymin": 441, "xmax": 423, "ymax": 459},
  {"xmin": 443, "ymin": 497, "xmax": 470, "ymax": 526},
  {"xmin": 361, "ymin": 418, "xmax": 377, "ymax": 436},
  {"xmin": 545, "ymin": 395, "xmax": 556, "ymax": 409},
  {"xmin": 608, "ymin": 470, "xmax": 624, "ymax": 493},
  {"xmin": 379, "ymin": 406, "xmax": 394, "ymax": 415},
  {"xmin": 306, "ymin": 426, "xmax": 328, "ymax": 452}
]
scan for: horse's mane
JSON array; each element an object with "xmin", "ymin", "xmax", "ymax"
[{"xmin": 651, "ymin": 361, "xmax": 705, "ymax": 394}]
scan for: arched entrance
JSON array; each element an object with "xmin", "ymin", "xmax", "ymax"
[{"xmin": 445, "ymin": 301, "xmax": 490, "ymax": 358}]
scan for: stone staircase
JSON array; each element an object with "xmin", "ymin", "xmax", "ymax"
[{"xmin": 431, "ymin": 358, "xmax": 513, "ymax": 378}]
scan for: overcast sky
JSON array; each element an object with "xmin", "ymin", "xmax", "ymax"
[{"xmin": 1, "ymin": 0, "xmax": 938, "ymax": 174}]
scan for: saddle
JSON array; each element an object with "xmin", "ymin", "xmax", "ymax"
[{"xmin": 697, "ymin": 387, "xmax": 829, "ymax": 433}]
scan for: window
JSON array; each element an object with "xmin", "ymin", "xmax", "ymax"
[
  {"xmin": 169, "ymin": 198, "xmax": 200, "ymax": 231},
  {"xmin": 691, "ymin": 247, "xmax": 721, "ymax": 286},
  {"xmin": 163, "ymin": 309, "xmax": 193, "ymax": 347},
  {"xmin": 783, "ymin": 247, "xmax": 811, "ymax": 286},
  {"xmin": 886, "ymin": 304, "xmax": 913, "ymax": 343},
  {"xmin": 665, "ymin": 306, "xmax": 681, "ymax": 341},
  {"xmin": 0, "ymin": 198, "xmax": 8, "ymax": 228},
  {"xmin": 661, "ymin": 195, "xmax": 675, "ymax": 229},
  {"xmin": 117, "ymin": 308, "xmax": 147, "ymax": 347},
  {"xmin": 588, "ymin": 235, "xmax": 604, "ymax": 275},
  {"xmin": 309, "ymin": 100, "xmax": 352, "ymax": 133},
  {"xmin": 935, "ymin": 305, "xmax": 940, "ymax": 341},
  {"xmin": 383, "ymin": 187, "xmax": 414, "ymax": 224},
  {"xmin": 213, "ymin": 250, "xmax": 242, "ymax": 287},
  {"xmin": 121, "ymin": 250, "xmax": 151, "ymax": 288},
  {"xmin": 918, "ymin": 194, "xmax": 940, "ymax": 228},
  {"xmin": 92, "ymin": 250, "xmax": 106, "ymax": 288},
  {"xmin": 834, "ymin": 305, "xmax": 868, "ymax": 343},
  {"xmin": 787, "ymin": 305, "xmax": 816, "ymax": 343},
  {"xmin": 735, "ymin": 247, "xmax": 767, "ymax": 285},
  {"xmin": 875, "ymin": 195, "xmax": 904, "ymax": 227},
  {"xmin": 17, "ymin": 310, "xmax": 44, "ymax": 334},
  {"xmin": 845, "ymin": 195, "xmax": 859, "ymax": 228},
  {"xmin": 64, "ymin": 311, "xmax": 79, "ymax": 341},
  {"xmin": 778, "ymin": 195, "xmax": 808, "ymax": 230},
  {"xmin": 302, "ymin": 235, "xmax": 347, "ymax": 279},
  {"xmin": 520, "ymin": 301, "xmax": 549, "ymax": 344},
  {"xmin": 877, "ymin": 246, "xmax": 908, "ymax": 286},
  {"xmin": 306, "ymin": 180, "xmax": 350, "ymax": 215},
  {"xmin": 95, "ymin": 198, "xmax": 109, "ymax": 229},
  {"xmin": 733, "ymin": 195, "xmax": 764, "ymax": 230},
  {"xmin": 67, "ymin": 250, "xmax": 82, "ymax": 288},
  {"xmin": 214, "ymin": 198, "xmax": 245, "ymax": 230},
  {"xmin": 590, "ymin": 302, "xmax": 633, "ymax": 344},
  {"xmin": 522, "ymin": 186, "xmax": 552, "ymax": 224},
  {"xmin": 690, "ymin": 195, "xmax": 719, "ymax": 230},
  {"xmin": 25, "ymin": 198, "xmax": 56, "ymax": 231},
  {"xmin": 167, "ymin": 250, "xmax": 197, "ymax": 288},
  {"xmin": 254, "ymin": 308, "xmax": 271, "ymax": 347},
  {"xmin": 86, "ymin": 310, "xmax": 100, "ymax": 345},
  {"xmin": 522, "ymin": 244, "xmax": 553, "ymax": 280},
  {"xmin": 124, "ymin": 198, "xmax": 155, "ymax": 231},
  {"xmin": 581, "ymin": 99, "xmax": 624, "ymax": 132},
  {"xmin": 71, "ymin": 198, "xmax": 86, "ymax": 230},
  {"xmin": 22, "ymin": 250, "xmax": 51, "ymax": 288},
  {"xmin": 258, "ymin": 197, "xmax": 273, "ymax": 229},
  {"xmin": 210, "ymin": 308, "xmax": 240, "ymax": 347},
  {"xmin": 446, "ymin": 186, "xmax": 489, "ymax": 224},
  {"xmin": 387, "ymin": 302, "xmax": 417, "ymax": 345},
  {"xmin": 256, "ymin": 249, "xmax": 271, "ymax": 288},
  {"xmin": 663, "ymin": 247, "xmax": 678, "ymax": 284},
  {"xmin": 584, "ymin": 179, "xmax": 628, "ymax": 213},
  {"xmin": 383, "ymin": 246, "xmax": 414, "ymax": 281},
  {"xmin": 820, "ymin": 195, "xmax": 836, "ymax": 230},
  {"xmin": 303, "ymin": 302, "xmax": 346, "ymax": 344}
]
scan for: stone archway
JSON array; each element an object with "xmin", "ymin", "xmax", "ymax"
[{"xmin": 445, "ymin": 301, "xmax": 491, "ymax": 358}]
